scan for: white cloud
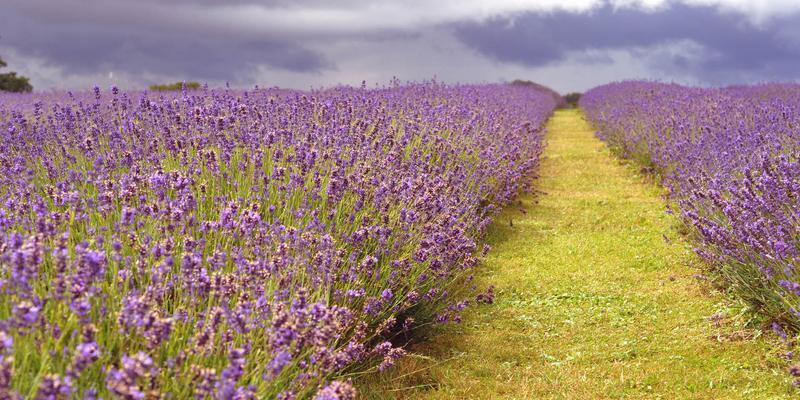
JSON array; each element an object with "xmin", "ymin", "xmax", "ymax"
[
  {"xmin": 4, "ymin": 0, "xmax": 798, "ymax": 91},
  {"xmin": 0, "ymin": 45, "xmax": 183, "ymax": 91},
  {"xmin": 161, "ymin": 0, "xmax": 800, "ymax": 31},
  {"xmin": 682, "ymin": 0, "xmax": 800, "ymax": 23},
  {"xmin": 251, "ymin": 30, "xmax": 713, "ymax": 94},
  {"xmin": 208, "ymin": 0, "xmax": 800, "ymax": 31},
  {"xmin": 7, "ymin": 0, "xmax": 790, "ymax": 40}
]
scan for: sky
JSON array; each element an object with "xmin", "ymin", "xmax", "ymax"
[{"xmin": 2, "ymin": 0, "xmax": 800, "ymax": 94}]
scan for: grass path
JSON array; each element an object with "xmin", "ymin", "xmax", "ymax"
[{"xmin": 364, "ymin": 109, "xmax": 792, "ymax": 399}]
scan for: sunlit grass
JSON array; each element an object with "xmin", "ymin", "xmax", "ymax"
[{"xmin": 361, "ymin": 109, "xmax": 793, "ymax": 399}]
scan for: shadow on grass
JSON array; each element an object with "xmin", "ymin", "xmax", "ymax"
[{"xmin": 355, "ymin": 190, "xmax": 551, "ymax": 399}]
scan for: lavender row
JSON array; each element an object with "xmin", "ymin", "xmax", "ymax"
[
  {"xmin": 0, "ymin": 82, "xmax": 555, "ymax": 398},
  {"xmin": 581, "ymin": 81, "xmax": 800, "ymax": 333}
]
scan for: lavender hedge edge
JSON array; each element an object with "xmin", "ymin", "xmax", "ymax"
[
  {"xmin": 0, "ymin": 82, "xmax": 556, "ymax": 399},
  {"xmin": 582, "ymin": 81, "xmax": 800, "ymax": 338}
]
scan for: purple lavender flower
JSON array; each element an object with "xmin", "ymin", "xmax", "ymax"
[
  {"xmin": 106, "ymin": 352, "xmax": 157, "ymax": 400},
  {"xmin": 12, "ymin": 300, "xmax": 40, "ymax": 329},
  {"xmin": 0, "ymin": 82, "xmax": 555, "ymax": 397},
  {"xmin": 313, "ymin": 381, "xmax": 357, "ymax": 400},
  {"xmin": 265, "ymin": 351, "xmax": 292, "ymax": 379},
  {"xmin": 35, "ymin": 374, "xmax": 72, "ymax": 400},
  {"xmin": 215, "ymin": 347, "xmax": 248, "ymax": 399}
]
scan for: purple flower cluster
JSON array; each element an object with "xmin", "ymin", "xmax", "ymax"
[
  {"xmin": 0, "ymin": 82, "xmax": 555, "ymax": 397},
  {"xmin": 582, "ymin": 81, "xmax": 800, "ymax": 333}
]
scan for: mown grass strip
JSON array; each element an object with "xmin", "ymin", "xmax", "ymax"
[{"xmin": 362, "ymin": 108, "xmax": 793, "ymax": 399}]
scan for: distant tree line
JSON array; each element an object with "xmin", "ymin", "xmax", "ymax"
[
  {"xmin": 563, "ymin": 92, "xmax": 581, "ymax": 107},
  {"xmin": 149, "ymin": 81, "xmax": 202, "ymax": 91},
  {"xmin": 0, "ymin": 56, "xmax": 32, "ymax": 93}
]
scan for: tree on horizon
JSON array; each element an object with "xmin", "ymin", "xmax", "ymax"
[{"xmin": 0, "ymin": 47, "xmax": 33, "ymax": 93}]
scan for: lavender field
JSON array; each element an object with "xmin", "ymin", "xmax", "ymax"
[
  {"xmin": 5, "ymin": 80, "xmax": 800, "ymax": 397},
  {"xmin": 6, "ymin": 80, "xmax": 800, "ymax": 398},
  {"xmin": 7, "ymin": 1, "xmax": 800, "ymax": 397},
  {"xmin": 0, "ymin": 83, "xmax": 556, "ymax": 398},
  {"xmin": 582, "ymin": 82, "xmax": 800, "ymax": 334}
]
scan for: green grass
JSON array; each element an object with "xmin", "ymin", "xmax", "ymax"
[
  {"xmin": 360, "ymin": 109, "xmax": 793, "ymax": 399},
  {"xmin": 148, "ymin": 81, "xmax": 201, "ymax": 91}
]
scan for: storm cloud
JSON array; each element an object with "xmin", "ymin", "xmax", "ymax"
[
  {"xmin": 1, "ymin": 0, "xmax": 800, "ymax": 92},
  {"xmin": 0, "ymin": 0, "xmax": 331, "ymax": 84},
  {"xmin": 453, "ymin": 3, "xmax": 800, "ymax": 84}
]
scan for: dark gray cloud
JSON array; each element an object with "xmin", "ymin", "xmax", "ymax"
[
  {"xmin": 0, "ymin": 0, "xmax": 331, "ymax": 84},
  {"xmin": 452, "ymin": 3, "xmax": 800, "ymax": 84},
  {"xmin": 2, "ymin": 0, "xmax": 800, "ymax": 92}
]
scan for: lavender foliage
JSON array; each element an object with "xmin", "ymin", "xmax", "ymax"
[
  {"xmin": 0, "ymin": 82, "xmax": 555, "ymax": 397},
  {"xmin": 582, "ymin": 81, "xmax": 800, "ymax": 332}
]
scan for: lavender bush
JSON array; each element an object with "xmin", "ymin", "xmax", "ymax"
[
  {"xmin": 0, "ymin": 82, "xmax": 555, "ymax": 398},
  {"xmin": 582, "ymin": 82, "xmax": 800, "ymax": 332}
]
